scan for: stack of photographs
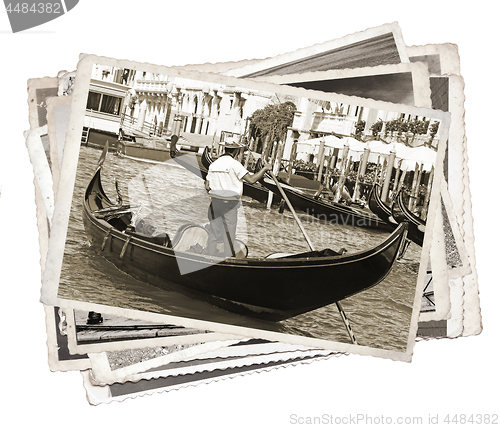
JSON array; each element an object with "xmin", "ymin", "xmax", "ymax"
[{"xmin": 21, "ymin": 22, "xmax": 480, "ymax": 405}]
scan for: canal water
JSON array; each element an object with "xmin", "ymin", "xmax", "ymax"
[{"xmin": 59, "ymin": 146, "xmax": 422, "ymax": 352}]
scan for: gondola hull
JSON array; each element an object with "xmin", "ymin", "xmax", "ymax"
[
  {"xmin": 368, "ymin": 183, "xmax": 399, "ymax": 230},
  {"xmin": 393, "ymin": 190, "xmax": 426, "ymax": 247},
  {"xmin": 83, "ymin": 165, "xmax": 408, "ymax": 321},
  {"xmin": 116, "ymin": 140, "xmax": 173, "ymax": 163},
  {"xmin": 261, "ymin": 177, "xmax": 392, "ymax": 230},
  {"xmin": 368, "ymin": 184, "xmax": 425, "ymax": 247}
]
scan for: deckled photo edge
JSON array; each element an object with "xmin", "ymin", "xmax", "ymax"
[
  {"xmin": 88, "ymin": 347, "xmax": 338, "ymax": 387},
  {"xmin": 41, "ymin": 53, "xmax": 451, "ymax": 362},
  {"xmin": 225, "ymin": 22, "xmax": 409, "ymax": 77},
  {"xmin": 252, "ymin": 62, "xmax": 432, "ymax": 110},
  {"xmin": 404, "ymin": 114, "xmax": 451, "ymax": 356}
]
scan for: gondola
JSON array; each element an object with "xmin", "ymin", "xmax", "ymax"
[
  {"xmin": 82, "ymin": 145, "xmax": 409, "ymax": 321},
  {"xmin": 368, "ymin": 183, "xmax": 399, "ymax": 229},
  {"xmin": 392, "ymin": 190, "xmax": 426, "ymax": 247},
  {"xmin": 260, "ymin": 175, "xmax": 391, "ymax": 230}
]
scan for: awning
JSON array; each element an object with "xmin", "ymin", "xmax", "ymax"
[{"xmin": 295, "ymin": 137, "xmax": 436, "ymax": 169}]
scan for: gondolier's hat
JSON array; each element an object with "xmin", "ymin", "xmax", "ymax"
[{"xmin": 223, "ymin": 137, "xmax": 245, "ymax": 149}]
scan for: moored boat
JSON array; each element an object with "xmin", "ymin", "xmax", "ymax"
[
  {"xmin": 392, "ymin": 190, "xmax": 426, "ymax": 247},
  {"xmin": 82, "ymin": 146, "xmax": 409, "ymax": 321},
  {"xmin": 116, "ymin": 139, "xmax": 172, "ymax": 163},
  {"xmin": 260, "ymin": 175, "xmax": 391, "ymax": 230},
  {"xmin": 368, "ymin": 183, "xmax": 399, "ymax": 229}
]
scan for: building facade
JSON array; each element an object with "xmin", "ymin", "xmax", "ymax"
[{"xmin": 85, "ymin": 65, "xmax": 440, "ymax": 160}]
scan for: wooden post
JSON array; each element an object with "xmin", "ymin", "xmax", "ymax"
[
  {"xmin": 375, "ymin": 154, "xmax": 382, "ymax": 184},
  {"xmin": 331, "ymin": 147, "xmax": 339, "ymax": 171},
  {"xmin": 274, "ymin": 142, "xmax": 284, "ymax": 175},
  {"xmin": 316, "ymin": 138, "xmax": 326, "ymax": 183},
  {"xmin": 411, "ymin": 163, "xmax": 425, "ymax": 211},
  {"xmin": 334, "ymin": 144, "xmax": 349, "ymax": 202},
  {"xmin": 391, "ymin": 159, "xmax": 403, "ymax": 202},
  {"xmin": 411, "ymin": 163, "xmax": 424, "ymax": 211},
  {"xmin": 421, "ymin": 166, "xmax": 434, "ymax": 220},
  {"xmin": 409, "ymin": 164, "xmax": 420, "ymax": 211},
  {"xmin": 381, "ymin": 148, "xmax": 396, "ymax": 203},
  {"xmin": 325, "ymin": 148, "xmax": 338, "ymax": 190},
  {"xmin": 286, "ymin": 141, "xmax": 298, "ymax": 183},
  {"xmin": 261, "ymin": 135, "xmax": 270, "ymax": 161},
  {"xmin": 345, "ymin": 156, "xmax": 353, "ymax": 198},
  {"xmin": 408, "ymin": 164, "xmax": 418, "ymax": 203},
  {"xmin": 359, "ymin": 146, "xmax": 370, "ymax": 176},
  {"xmin": 322, "ymin": 152, "xmax": 332, "ymax": 187},
  {"xmin": 269, "ymin": 141, "xmax": 277, "ymax": 165},
  {"xmin": 322, "ymin": 155, "xmax": 329, "ymax": 183},
  {"xmin": 353, "ymin": 152, "xmax": 364, "ymax": 201},
  {"xmin": 380, "ymin": 157, "xmax": 388, "ymax": 186}
]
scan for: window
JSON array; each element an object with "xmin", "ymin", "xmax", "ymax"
[
  {"xmin": 86, "ymin": 91, "xmax": 123, "ymax": 116},
  {"xmin": 86, "ymin": 91, "xmax": 101, "ymax": 111}
]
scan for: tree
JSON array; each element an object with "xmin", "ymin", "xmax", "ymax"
[
  {"xmin": 428, "ymin": 121, "xmax": 440, "ymax": 146},
  {"xmin": 354, "ymin": 120, "xmax": 366, "ymax": 140},
  {"xmin": 370, "ymin": 119, "xmax": 384, "ymax": 138},
  {"xmin": 408, "ymin": 117, "xmax": 430, "ymax": 135},
  {"xmin": 248, "ymin": 101, "xmax": 296, "ymax": 153},
  {"xmin": 384, "ymin": 119, "xmax": 397, "ymax": 138}
]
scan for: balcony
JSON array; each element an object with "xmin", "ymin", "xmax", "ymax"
[
  {"xmin": 311, "ymin": 112, "xmax": 347, "ymax": 134},
  {"xmin": 135, "ymin": 80, "xmax": 172, "ymax": 94}
]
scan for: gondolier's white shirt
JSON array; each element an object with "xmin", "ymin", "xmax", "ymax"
[{"xmin": 207, "ymin": 155, "xmax": 249, "ymax": 200}]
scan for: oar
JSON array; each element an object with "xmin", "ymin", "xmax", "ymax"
[
  {"xmin": 269, "ymin": 171, "xmax": 358, "ymax": 345},
  {"xmin": 336, "ymin": 302, "xmax": 357, "ymax": 345},
  {"xmin": 269, "ymin": 172, "xmax": 314, "ymax": 251}
]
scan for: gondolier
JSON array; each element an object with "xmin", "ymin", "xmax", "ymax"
[{"xmin": 205, "ymin": 138, "xmax": 271, "ymax": 257}]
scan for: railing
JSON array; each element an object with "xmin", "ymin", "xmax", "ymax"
[
  {"xmin": 121, "ymin": 114, "xmax": 169, "ymax": 138},
  {"xmin": 135, "ymin": 80, "xmax": 172, "ymax": 94}
]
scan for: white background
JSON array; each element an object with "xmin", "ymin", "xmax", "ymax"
[{"xmin": 0, "ymin": 1, "xmax": 498, "ymax": 426}]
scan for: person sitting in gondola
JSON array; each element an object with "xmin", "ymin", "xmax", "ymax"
[
  {"xmin": 331, "ymin": 182, "xmax": 353, "ymax": 204},
  {"xmin": 204, "ymin": 138, "xmax": 271, "ymax": 257},
  {"xmin": 313, "ymin": 183, "xmax": 353, "ymax": 204}
]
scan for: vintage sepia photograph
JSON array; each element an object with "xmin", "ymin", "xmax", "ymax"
[
  {"xmin": 40, "ymin": 55, "xmax": 450, "ymax": 360},
  {"xmin": 2, "ymin": 0, "xmax": 496, "ymax": 422}
]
